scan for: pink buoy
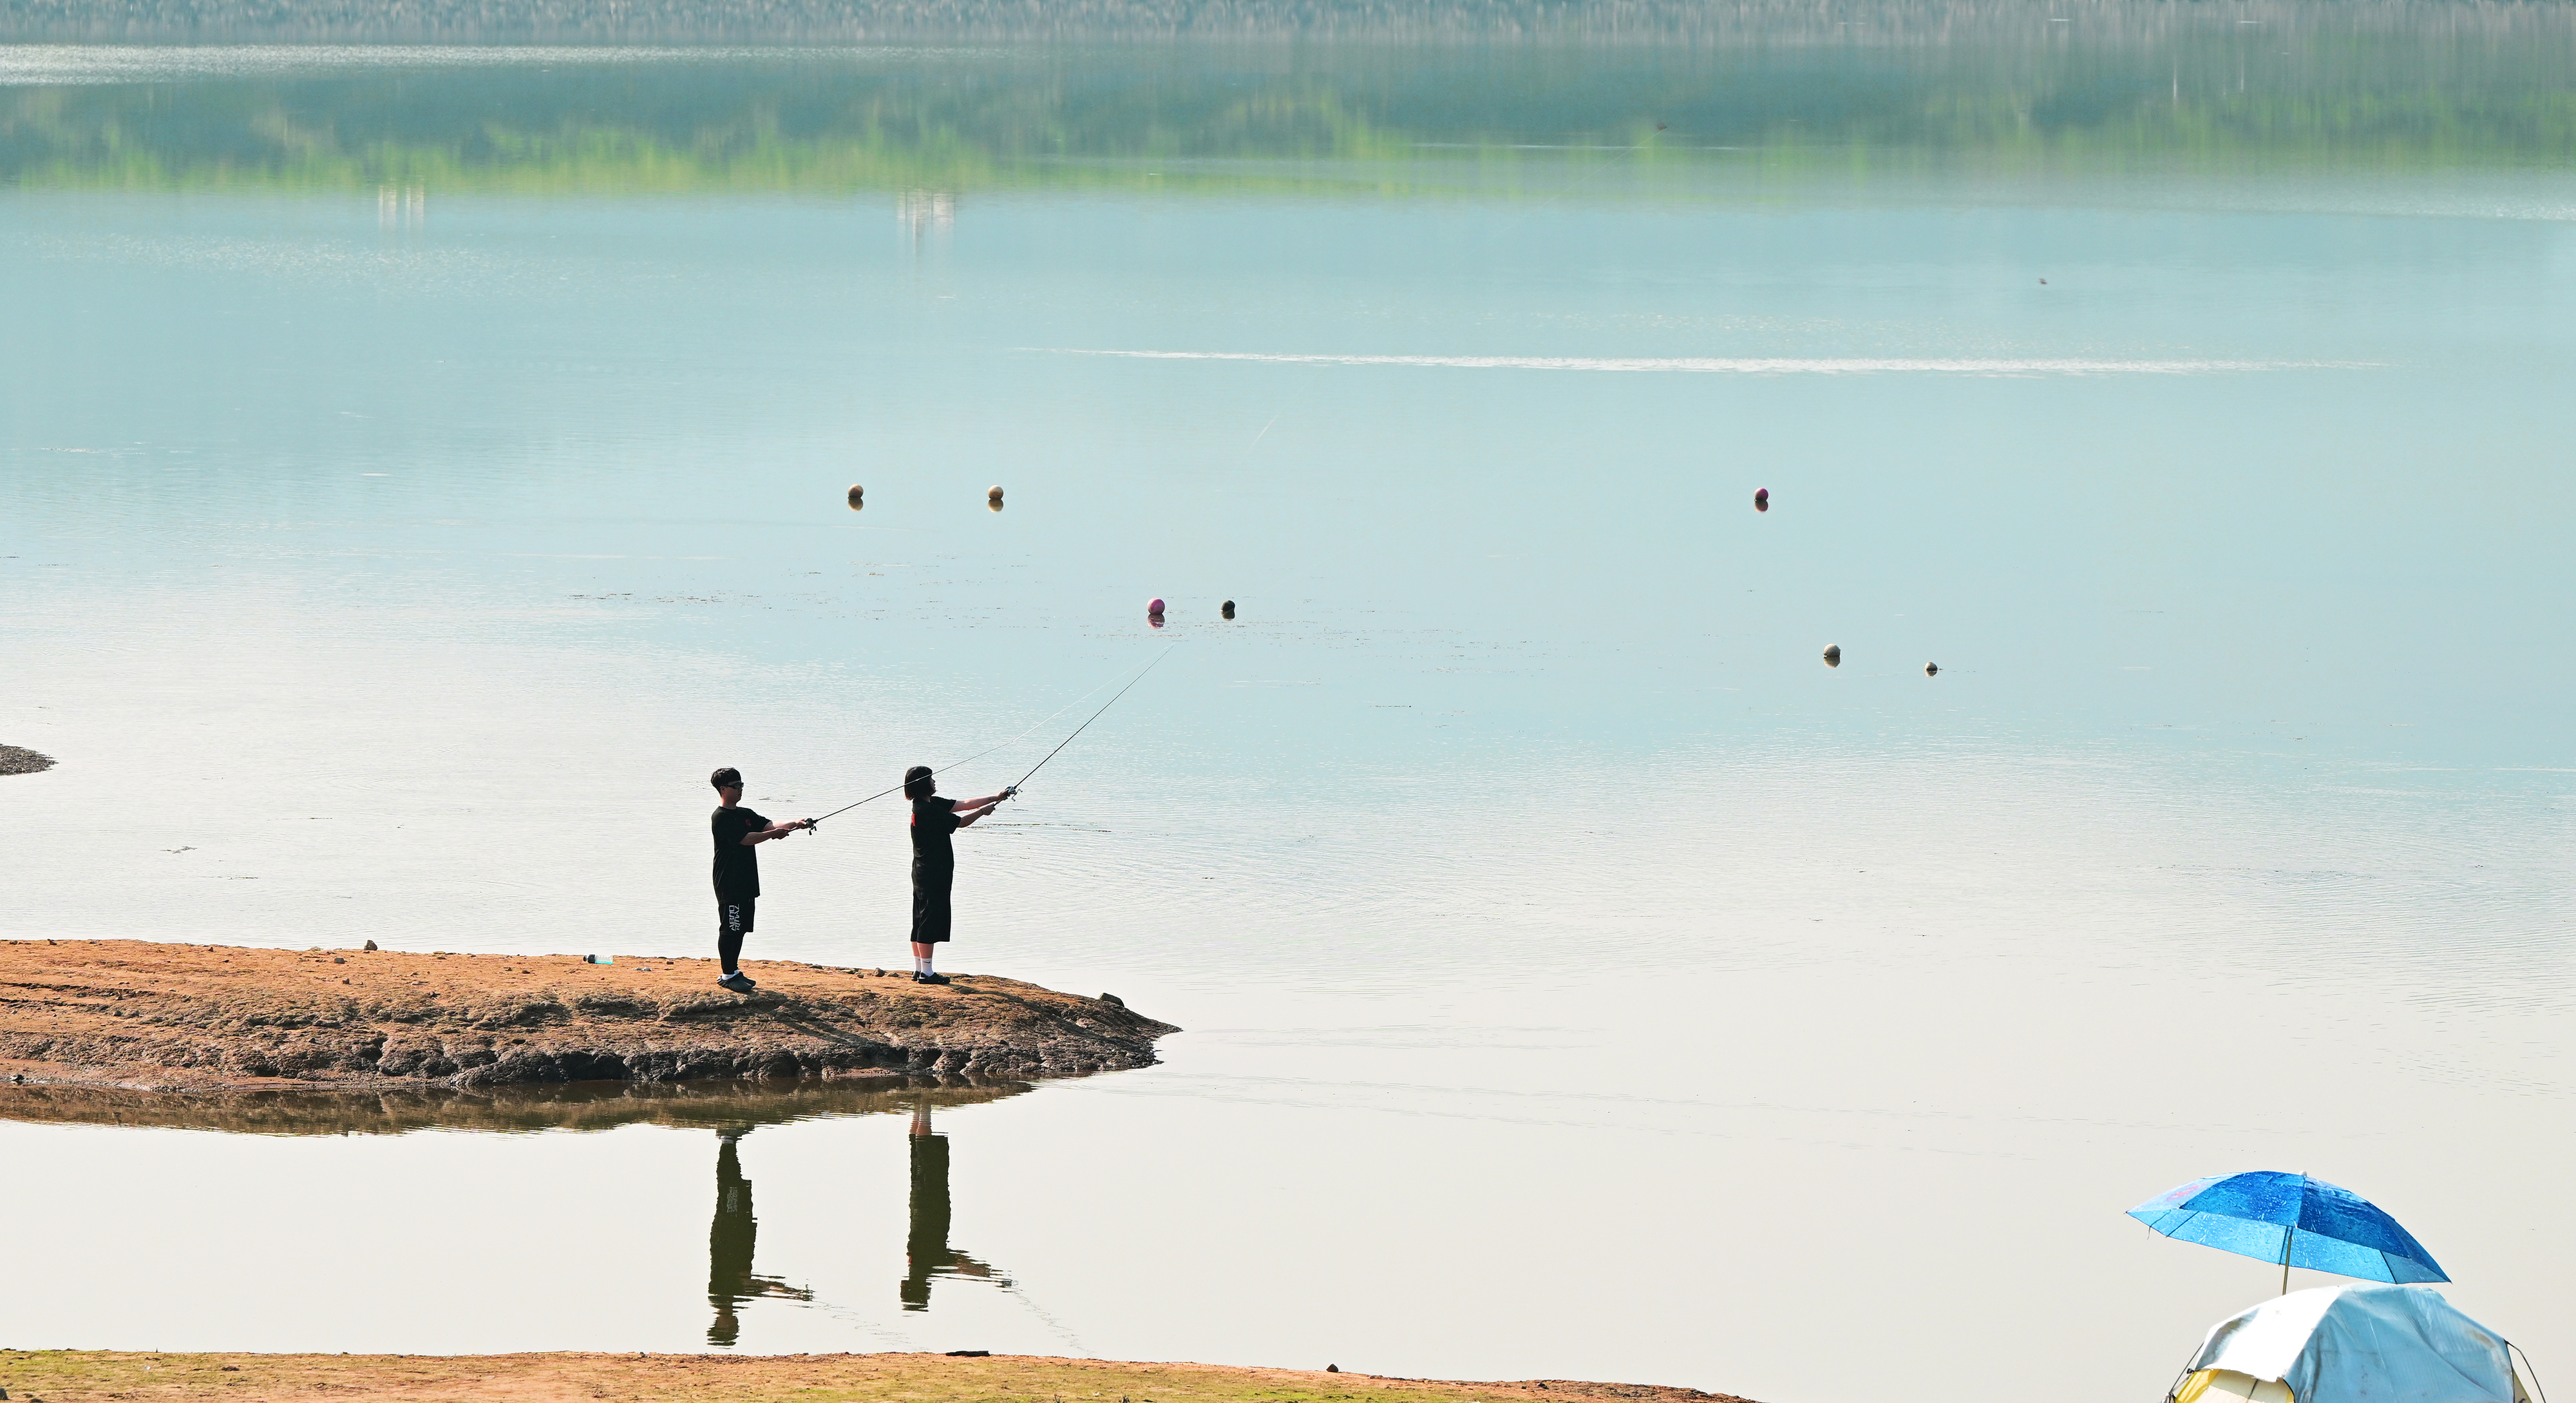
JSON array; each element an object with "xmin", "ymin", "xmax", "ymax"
[
  {"xmin": 1147, "ymin": 598, "xmax": 1166, "ymax": 615},
  {"xmin": 1754, "ymin": 488, "xmax": 1770, "ymax": 512}
]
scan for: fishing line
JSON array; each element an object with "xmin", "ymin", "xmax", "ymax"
[
  {"xmin": 803, "ymin": 649, "xmax": 1170, "ymax": 830},
  {"xmin": 930, "ymin": 667, "xmax": 1132, "ymax": 778},
  {"xmin": 1008, "ymin": 645, "xmax": 1173, "ymax": 795},
  {"xmin": 807, "ymin": 667, "xmax": 1132, "ymax": 825}
]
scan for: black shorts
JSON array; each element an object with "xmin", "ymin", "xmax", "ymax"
[
  {"xmin": 719, "ymin": 896, "xmax": 755, "ymax": 935},
  {"xmin": 910, "ymin": 871, "xmax": 952, "ymax": 944}
]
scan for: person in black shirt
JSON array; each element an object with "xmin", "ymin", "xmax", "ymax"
[
  {"xmin": 705, "ymin": 1125, "xmax": 813, "ymax": 1346},
  {"xmin": 903, "ymin": 765, "xmax": 1009, "ymax": 985},
  {"xmin": 710, "ymin": 767, "xmax": 810, "ymax": 994}
]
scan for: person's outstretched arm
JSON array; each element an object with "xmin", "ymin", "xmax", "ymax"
[{"xmin": 743, "ymin": 819, "xmax": 811, "ymax": 844}]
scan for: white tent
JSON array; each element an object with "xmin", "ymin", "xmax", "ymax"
[{"xmin": 2168, "ymin": 1284, "xmax": 2532, "ymax": 1403}]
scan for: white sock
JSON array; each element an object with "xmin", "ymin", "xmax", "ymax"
[{"xmin": 915, "ymin": 955, "xmax": 934, "ymax": 974}]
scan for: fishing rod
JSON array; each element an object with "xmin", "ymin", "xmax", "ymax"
[{"xmin": 799, "ymin": 649, "xmax": 1170, "ymax": 832}]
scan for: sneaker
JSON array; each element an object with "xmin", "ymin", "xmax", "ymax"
[
  {"xmin": 718, "ymin": 972, "xmax": 757, "ymax": 994},
  {"xmin": 911, "ymin": 971, "xmax": 950, "ymax": 986}
]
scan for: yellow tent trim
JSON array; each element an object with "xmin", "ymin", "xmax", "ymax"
[
  {"xmin": 2175, "ymin": 1370, "xmax": 2293, "ymax": 1403},
  {"xmin": 2174, "ymin": 1362, "xmax": 2533, "ymax": 1403}
]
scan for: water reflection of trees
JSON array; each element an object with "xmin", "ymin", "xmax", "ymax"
[
  {"xmin": 5, "ymin": 21, "xmax": 2573, "ymax": 197},
  {"xmin": 6, "ymin": 0, "xmax": 2572, "ymax": 48}
]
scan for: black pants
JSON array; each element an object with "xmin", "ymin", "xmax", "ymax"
[
  {"xmin": 910, "ymin": 868, "xmax": 952, "ymax": 944},
  {"xmin": 718, "ymin": 896, "xmax": 754, "ymax": 973}
]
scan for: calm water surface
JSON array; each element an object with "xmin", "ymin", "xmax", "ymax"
[{"xmin": 3, "ymin": 21, "xmax": 2575, "ymax": 1403}]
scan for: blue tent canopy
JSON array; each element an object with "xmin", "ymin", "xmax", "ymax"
[{"xmin": 2129, "ymin": 1171, "xmax": 2448, "ymax": 1284}]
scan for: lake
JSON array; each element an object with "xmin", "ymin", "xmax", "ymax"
[{"xmin": 3, "ymin": 12, "xmax": 2574, "ymax": 1402}]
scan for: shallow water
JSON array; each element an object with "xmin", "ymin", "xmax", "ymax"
[{"xmin": 4, "ymin": 19, "xmax": 2576, "ymax": 1403}]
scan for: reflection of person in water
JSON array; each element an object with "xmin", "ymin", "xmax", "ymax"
[
  {"xmin": 707, "ymin": 1126, "xmax": 813, "ymax": 1347},
  {"xmin": 902, "ymin": 1102, "xmax": 1003, "ymax": 1310}
]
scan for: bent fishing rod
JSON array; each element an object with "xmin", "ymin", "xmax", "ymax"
[{"xmin": 799, "ymin": 647, "xmax": 1173, "ymax": 833}]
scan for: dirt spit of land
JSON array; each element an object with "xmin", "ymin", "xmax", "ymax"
[
  {"xmin": 0, "ymin": 1351, "xmax": 1762, "ymax": 1403},
  {"xmin": 0, "ymin": 939, "xmax": 1176, "ymax": 1092},
  {"xmin": 0, "ymin": 742, "xmax": 55, "ymax": 776}
]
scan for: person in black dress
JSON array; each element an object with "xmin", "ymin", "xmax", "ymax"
[
  {"xmin": 709, "ymin": 767, "xmax": 810, "ymax": 994},
  {"xmin": 900, "ymin": 1100, "xmax": 1001, "ymax": 1309},
  {"xmin": 903, "ymin": 765, "xmax": 1009, "ymax": 984}
]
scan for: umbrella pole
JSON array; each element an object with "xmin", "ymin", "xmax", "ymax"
[{"xmin": 2281, "ymin": 1225, "xmax": 2296, "ymax": 1295}]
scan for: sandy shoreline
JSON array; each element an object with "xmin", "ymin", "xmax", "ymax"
[
  {"xmin": 0, "ymin": 939, "xmax": 1174, "ymax": 1091},
  {"xmin": 0, "ymin": 1351, "xmax": 1757, "ymax": 1403}
]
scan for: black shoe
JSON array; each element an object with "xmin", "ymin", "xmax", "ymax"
[
  {"xmin": 911, "ymin": 971, "xmax": 950, "ymax": 986},
  {"xmin": 718, "ymin": 971, "xmax": 757, "ymax": 993}
]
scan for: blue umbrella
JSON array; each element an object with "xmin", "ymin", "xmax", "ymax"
[{"xmin": 2130, "ymin": 1170, "xmax": 2448, "ymax": 1293}]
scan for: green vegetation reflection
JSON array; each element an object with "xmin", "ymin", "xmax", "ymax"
[{"xmin": 6, "ymin": 22, "xmax": 2576, "ymax": 199}]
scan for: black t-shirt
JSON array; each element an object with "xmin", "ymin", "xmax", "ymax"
[
  {"xmin": 712, "ymin": 805, "xmax": 769, "ymax": 899},
  {"xmin": 909, "ymin": 796, "xmax": 960, "ymax": 872}
]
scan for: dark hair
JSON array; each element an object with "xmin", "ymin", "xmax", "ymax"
[
  {"xmin": 904, "ymin": 765, "xmax": 935, "ymax": 800},
  {"xmin": 710, "ymin": 767, "xmax": 743, "ymax": 789}
]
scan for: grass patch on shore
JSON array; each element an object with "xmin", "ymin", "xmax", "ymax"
[{"xmin": 0, "ymin": 1350, "xmax": 1744, "ymax": 1403}]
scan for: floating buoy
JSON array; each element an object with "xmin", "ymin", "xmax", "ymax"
[
  {"xmin": 847, "ymin": 485, "xmax": 864, "ymax": 510},
  {"xmin": 1754, "ymin": 487, "xmax": 1770, "ymax": 512},
  {"xmin": 1823, "ymin": 645, "xmax": 1841, "ymax": 667},
  {"xmin": 988, "ymin": 485, "xmax": 1004, "ymax": 501},
  {"xmin": 1147, "ymin": 598, "xmax": 1166, "ymax": 615},
  {"xmin": 1926, "ymin": 662, "xmax": 1939, "ymax": 676},
  {"xmin": 1220, "ymin": 600, "xmax": 1236, "ymax": 619}
]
